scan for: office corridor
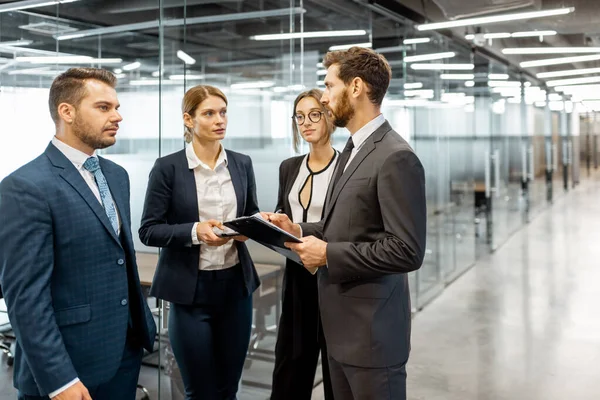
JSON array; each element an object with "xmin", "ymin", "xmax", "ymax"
[{"xmin": 403, "ymin": 178, "xmax": 600, "ymax": 400}]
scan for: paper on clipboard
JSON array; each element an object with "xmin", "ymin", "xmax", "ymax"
[{"xmin": 223, "ymin": 213, "xmax": 303, "ymax": 264}]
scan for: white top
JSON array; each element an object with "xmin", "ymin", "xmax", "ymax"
[
  {"xmin": 187, "ymin": 144, "xmax": 239, "ymax": 270},
  {"xmin": 288, "ymin": 151, "xmax": 339, "ymax": 224},
  {"xmin": 344, "ymin": 113, "xmax": 386, "ymax": 172},
  {"xmin": 51, "ymin": 137, "xmax": 120, "ymax": 235}
]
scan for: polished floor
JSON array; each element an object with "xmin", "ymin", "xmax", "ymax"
[
  {"xmin": 406, "ymin": 179, "xmax": 600, "ymax": 400},
  {"xmin": 2, "ymin": 177, "xmax": 600, "ymax": 399}
]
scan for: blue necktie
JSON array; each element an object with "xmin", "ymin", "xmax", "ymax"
[{"xmin": 83, "ymin": 157, "xmax": 119, "ymax": 235}]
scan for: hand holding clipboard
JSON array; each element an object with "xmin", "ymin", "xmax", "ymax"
[
  {"xmin": 260, "ymin": 212, "xmax": 327, "ymax": 274},
  {"xmin": 223, "ymin": 213, "xmax": 303, "ymax": 264}
]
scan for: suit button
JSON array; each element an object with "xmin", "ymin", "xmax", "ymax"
[
  {"xmin": 117, "ymin": 259, "xmax": 125, "ymax": 265},
  {"xmin": 121, "ymin": 299, "xmax": 128, "ymax": 306}
]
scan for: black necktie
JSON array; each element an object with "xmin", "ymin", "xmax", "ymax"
[{"xmin": 331, "ymin": 137, "xmax": 354, "ymax": 191}]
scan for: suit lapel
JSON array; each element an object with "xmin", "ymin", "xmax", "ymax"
[
  {"xmin": 323, "ymin": 121, "xmax": 392, "ymax": 222},
  {"xmin": 226, "ymin": 151, "xmax": 245, "ymax": 217},
  {"xmin": 323, "ymin": 140, "xmax": 376, "ymax": 222},
  {"xmin": 45, "ymin": 144, "xmax": 121, "ymax": 245}
]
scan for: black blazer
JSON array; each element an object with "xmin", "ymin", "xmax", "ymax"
[
  {"xmin": 139, "ymin": 148, "xmax": 261, "ymax": 305},
  {"xmin": 276, "ymin": 155, "xmax": 324, "ymax": 358}
]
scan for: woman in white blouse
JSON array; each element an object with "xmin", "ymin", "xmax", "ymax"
[
  {"xmin": 139, "ymin": 85, "xmax": 260, "ymax": 399},
  {"xmin": 271, "ymin": 89, "xmax": 337, "ymax": 400}
]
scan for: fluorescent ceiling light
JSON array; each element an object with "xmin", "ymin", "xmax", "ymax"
[
  {"xmin": 329, "ymin": 42, "xmax": 372, "ymax": 51},
  {"xmin": 404, "ymin": 89, "xmax": 434, "ymax": 98},
  {"xmin": 537, "ymin": 67, "xmax": 600, "ymax": 79},
  {"xmin": 488, "ymin": 80, "xmax": 521, "ymax": 87},
  {"xmin": 316, "ymin": 69, "xmax": 327, "ymax": 76},
  {"xmin": 411, "ymin": 63, "xmax": 474, "ymax": 70},
  {"xmin": 547, "ymin": 76, "xmax": 600, "ymax": 87},
  {"xmin": 511, "ymin": 30, "xmax": 557, "ymax": 37},
  {"xmin": 504, "ymin": 47, "xmax": 600, "ymax": 55},
  {"xmin": 230, "ymin": 80, "xmax": 275, "ymax": 89},
  {"xmin": 7, "ymin": 66, "xmax": 62, "ymax": 76},
  {"xmin": 465, "ymin": 32, "xmax": 511, "ymax": 39},
  {"xmin": 123, "ymin": 61, "xmax": 141, "ymax": 71},
  {"xmin": 251, "ymin": 29, "xmax": 366, "ymax": 41},
  {"xmin": 521, "ymin": 54, "xmax": 600, "ymax": 68},
  {"xmin": 130, "ymin": 79, "xmax": 179, "ymax": 86},
  {"xmin": 417, "ymin": 7, "xmax": 574, "ymax": 31},
  {"xmin": 152, "ymin": 70, "xmax": 160, "ymax": 77},
  {"xmin": 16, "ymin": 56, "xmax": 122, "ymax": 64},
  {"xmin": 403, "ymin": 38, "xmax": 430, "ymax": 44},
  {"xmin": 488, "ymin": 73, "xmax": 509, "ymax": 80},
  {"xmin": 440, "ymin": 74, "xmax": 475, "ymax": 80},
  {"xmin": 548, "ymin": 93, "xmax": 563, "ymax": 101},
  {"xmin": 114, "ymin": 73, "xmax": 126, "ymax": 79},
  {"xmin": 0, "ymin": 0, "xmax": 79, "ymax": 13},
  {"xmin": 404, "ymin": 82, "xmax": 423, "ymax": 89},
  {"xmin": 169, "ymin": 74, "xmax": 205, "ymax": 80},
  {"xmin": 465, "ymin": 81, "xmax": 475, "ymax": 87},
  {"xmin": 113, "ymin": 68, "xmax": 123, "ymax": 74},
  {"xmin": 57, "ymin": 8, "xmax": 304, "ymax": 40},
  {"xmin": 404, "ymin": 51, "xmax": 455, "ymax": 63},
  {"xmin": 176, "ymin": 50, "xmax": 196, "ymax": 65},
  {"xmin": 0, "ymin": 40, "xmax": 32, "ymax": 47},
  {"xmin": 0, "ymin": 45, "xmax": 72, "ymax": 56},
  {"xmin": 465, "ymin": 30, "xmax": 556, "ymax": 40}
]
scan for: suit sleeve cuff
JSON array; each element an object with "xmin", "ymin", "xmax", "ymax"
[
  {"xmin": 191, "ymin": 223, "xmax": 200, "ymax": 245},
  {"xmin": 49, "ymin": 378, "xmax": 79, "ymax": 398}
]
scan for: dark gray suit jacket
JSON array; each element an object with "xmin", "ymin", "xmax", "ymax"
[{"xmin": 300, "ymin": 120, "xmax": 427, "ymax": 368}]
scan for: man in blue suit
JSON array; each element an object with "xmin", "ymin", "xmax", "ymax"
[{"xmin": 0, "ymin": 68, "xmax": 157, "ymax": 400}]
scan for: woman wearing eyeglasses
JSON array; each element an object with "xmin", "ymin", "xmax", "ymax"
[{"xmin": 270, "ymin": 89, "xmax": 337, "ymax": 400}]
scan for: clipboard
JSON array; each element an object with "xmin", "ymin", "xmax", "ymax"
[{"xmin": 223, "ymin": 215, "xmax": 303, "ymax": 264}]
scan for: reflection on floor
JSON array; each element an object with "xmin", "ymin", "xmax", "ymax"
[{"xmin": 2, "ymin": 178, "xmax": 600, "ymax": 399}]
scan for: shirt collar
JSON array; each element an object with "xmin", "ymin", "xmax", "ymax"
[
  {"xmin": 51, "ymin": 136, "xmax": 97, "ymax": 169},
  {"xmin": 186, "ymin": 143, "xmax": 228, "ymax": 170},
  {"xmin": 350, "ymin": 114, "xmax": 386, "ymax": 150}
]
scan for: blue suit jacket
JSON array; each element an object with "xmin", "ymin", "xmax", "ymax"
[
  {"xmin": 139, "ymin": 148, "xmax": 260, "ymax": 304},
  {"xmin": 0, "ymin": 143, "xmax": 157, "ymax": 396}
]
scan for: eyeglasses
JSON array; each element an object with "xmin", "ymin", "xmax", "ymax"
[{"xmin": 292, "ymin": 111, "xmax": 324, "ymax": 125}]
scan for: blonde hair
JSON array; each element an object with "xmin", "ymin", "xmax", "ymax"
[
  {"xmin": 291, "ymin": 88, "xmax": 335, "ymax": 152},
  {"xmin": 182, "ymin": 85, "xmax": 228, "ymax": 143}
]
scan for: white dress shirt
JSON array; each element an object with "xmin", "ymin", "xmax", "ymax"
[
  {"xmin": 49, "ymin": 136, "xmax": 121, "ymax": 397},
  {"xmin": 187, "ymin": 144, "xmax": 240, "ymax": 270},
  {"xmin": 51, "ymin": 137, "xmax": 120, "ymax": 235},
  {"xmin": 344, "ymin": 113, "xmax": 386, "ymax": 171}
]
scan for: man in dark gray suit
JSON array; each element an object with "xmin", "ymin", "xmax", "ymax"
[{"xmin": 266, "ymin": 47, "xmax": 427, "ymax": 399}]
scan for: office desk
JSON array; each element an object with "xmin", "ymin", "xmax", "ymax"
[{"xmin": 136, "ymin": 251, "xmax": 282, "ymax": 288}]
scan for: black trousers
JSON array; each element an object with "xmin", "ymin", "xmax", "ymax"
[
  {"xmin": 271, "ymin": 265, "xmax": 334, "ymax": 400},
  {"xmin": 18, "ymin": 335, "xmax": 143, "ymax": 400},
  {"xmin": 169, "ymin": 265, "xmax": 252, "ymax": 400}
]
